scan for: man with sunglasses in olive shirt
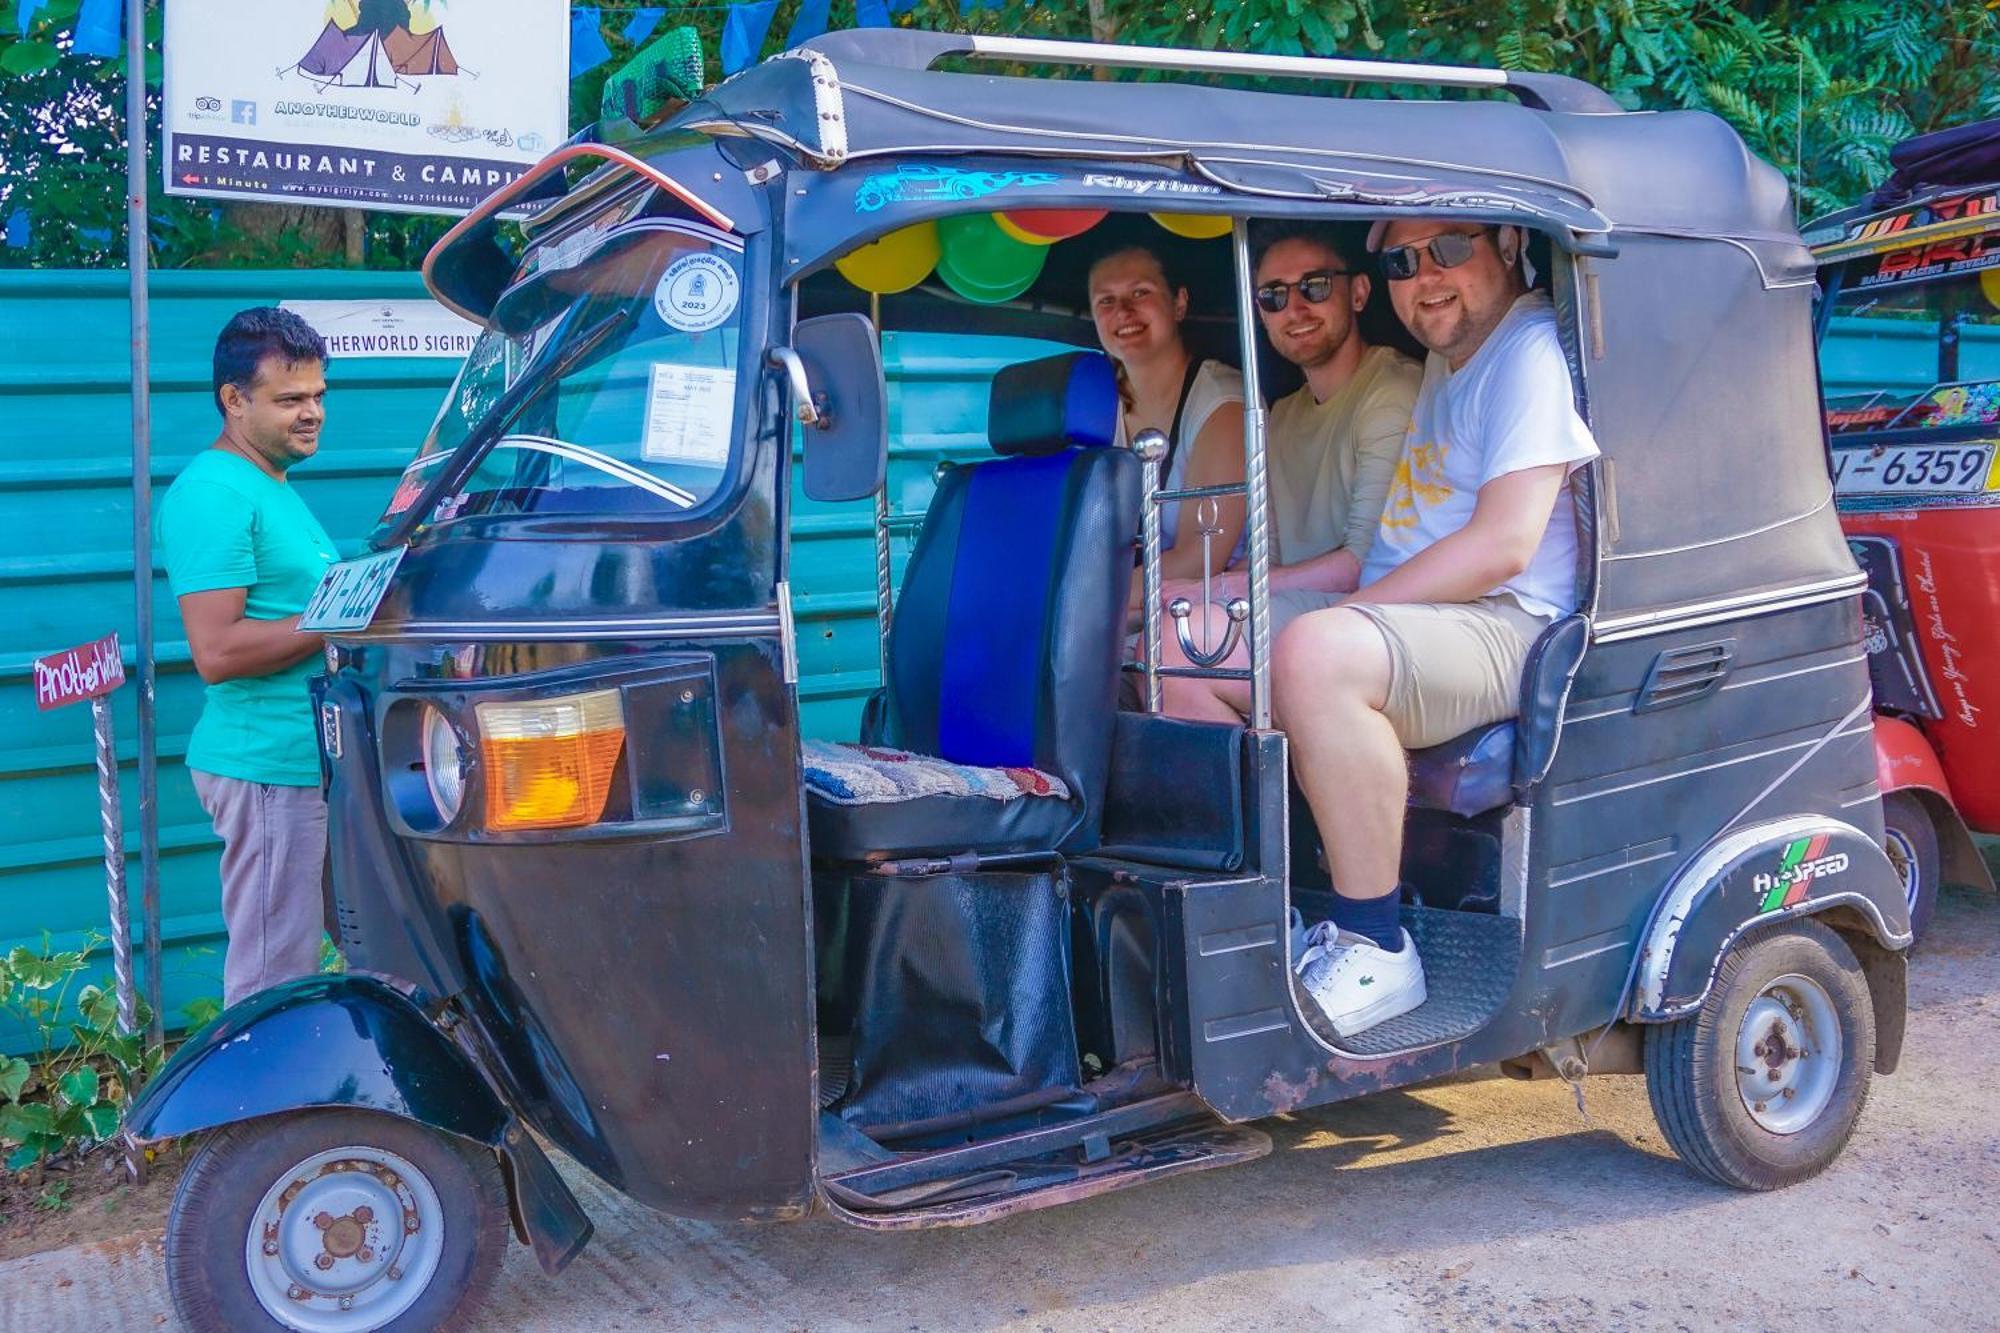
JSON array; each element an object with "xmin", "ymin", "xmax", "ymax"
[
  {"xmin": 1157, "ymin": 223, "xmax": 1419, "ymax": 722},
  {"xmin": 1280, "ymin": 220, "xmax": 1599, "ymax": 1038}
]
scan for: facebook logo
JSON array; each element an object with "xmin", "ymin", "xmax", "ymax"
[{"xmin": 231, "ymin": 100, "xmax": 257, "ymax": 125}]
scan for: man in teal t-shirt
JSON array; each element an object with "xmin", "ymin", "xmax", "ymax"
[{"xmin": 158, "ymin": 307, "xmax": 337, "ymax": 1005}]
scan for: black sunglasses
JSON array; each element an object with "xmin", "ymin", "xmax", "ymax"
[
  {"xmin": 1254, "ymin": 268, "xmax": 1352, "ymax": 313},
  {"xmin": 1378, "ymin": 230, "xmax": 1491, "ymax": 281}
]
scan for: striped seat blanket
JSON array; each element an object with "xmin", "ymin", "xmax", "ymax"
[{"xmin": 801, "ymin": 740, "xmax": 1070, "ymax": 807}]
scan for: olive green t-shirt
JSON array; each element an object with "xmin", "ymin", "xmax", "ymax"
[{"xmin": 158, "ymin": 450, "xmax": 337, "ymax": 786}]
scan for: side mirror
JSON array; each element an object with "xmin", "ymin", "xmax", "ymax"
[{"xmin": 778, "ymin": 312, "xmax": 887, "ymax": 504}]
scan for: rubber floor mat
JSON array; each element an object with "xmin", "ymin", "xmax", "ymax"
[{"xmin": 1289, "ymin": 901, "xmax": 1523, "ymax": 1056}]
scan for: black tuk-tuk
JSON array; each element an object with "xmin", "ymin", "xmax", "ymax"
[{"xmin": 129, "ymin": 33, "xmax": 1910, "ymax": 1331}]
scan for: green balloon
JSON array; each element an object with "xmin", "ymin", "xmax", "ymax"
[{"xmin": 937, "ymin": 212, "xmax": 1047, "ymax": 302}]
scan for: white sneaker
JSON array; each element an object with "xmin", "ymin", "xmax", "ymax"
[
  {"xmin": 1299, "ymin": 929, "xmax": 1427, "ymax": 1038},
  {"xmin": 1288, "ymin": 908, "xmax": 1314, "ymax": 965},
  {"xmin": 1292, "ymin": 916, "xmax": 1346, "ymax": 975}
]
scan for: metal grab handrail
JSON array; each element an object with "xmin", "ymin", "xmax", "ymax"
[
  {"xmin": 800, "ymin": 31, "xmax": 1620, "ymax": 113},
  {"xmin": 1151, "ymin": 480, "xmax": 1250, "ymax": 506}
]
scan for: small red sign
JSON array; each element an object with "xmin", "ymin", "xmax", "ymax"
[{"xmin": 34, "ymin": 633, "xmax": 126, "ymax": 711}]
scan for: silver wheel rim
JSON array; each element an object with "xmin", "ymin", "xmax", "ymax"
[
  {"xmin": 1885, "ymin": 826, "xmax": 1922, "ymax": 915},
  {"xmin": 242, "ymin": 1143, "xmax": 446, "ymax": 1332},
  {"xmin": 1734, "ymin": 973, "xmax": 1843, "ymax": 1135}
]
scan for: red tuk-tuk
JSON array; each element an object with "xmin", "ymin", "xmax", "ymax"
[{"xmin": 1808, "ymin": 119, "xmax": 2000, "ymax": 936}]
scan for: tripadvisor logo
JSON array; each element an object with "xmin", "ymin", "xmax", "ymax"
[{"xmin": 1753, "ymin": 833, "xmax": 1849, "ymax": 912}]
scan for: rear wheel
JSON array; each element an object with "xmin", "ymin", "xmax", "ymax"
[
  {"xmin": 165, "ymin": 1109, "xmax": 509, "ymax": 1332},
  {"xmin": 1644, "ymin": 919, "xmax": 1874, "ymax": 1191},
  {"xmin": 1881, "ymin": 790, "xmax": 1940, "ymax": 942}
]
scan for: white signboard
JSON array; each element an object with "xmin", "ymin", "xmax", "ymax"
[
  {"xmin": 282, "ymin": 299, "xmax": 482, "ymax": 359},
  {"xmin": 163, "ymin": 0, "xmax": 569, "ymax": 214}
]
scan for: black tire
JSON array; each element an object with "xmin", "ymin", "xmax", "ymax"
[
  {"xmin": 1881, "ymin": 790, "xmax": 1941, "ymax": 943},
  {"xmin": 1643, "ymin": 919, "xmax": 1875, "ymax": 1191},
  {"xmin": 165, "ymin": 1109, "xmax": 509, "ymax": 1333}
]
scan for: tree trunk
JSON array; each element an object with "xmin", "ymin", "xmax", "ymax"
[
  {"xmin": 1087, "ymin": 0, "xmax": 1117, "ymax": 79},
  {"xmin": 220, "ymin": 201, "xmax": 351, "ymax": 264}
]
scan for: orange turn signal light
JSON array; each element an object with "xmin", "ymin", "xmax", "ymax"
[{"xmin": 475, "ymin": 689, "xmax": 626, "ymax": 831}]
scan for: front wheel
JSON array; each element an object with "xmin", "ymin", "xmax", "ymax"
[
  {"xmin": 165, "ymin": 1108, "xmax": 510, "ymax": 1332},
  {"xmin": 1644, "ymin": 919, "xmax": 1875, "ymax": 1191}
]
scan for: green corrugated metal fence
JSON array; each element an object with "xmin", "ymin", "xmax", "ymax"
[
  {"xmin": 0, "ymin": 267, "xmax": 1073, "ymax": 1050},
  {"xmin": 0, "ymin": 270, "xmax": 454, "ymax": 1049}
]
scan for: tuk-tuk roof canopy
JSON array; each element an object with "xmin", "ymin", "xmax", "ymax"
[{"xmin": 659, "ymin": 30, "xmax": 1801, "ymax": 247}]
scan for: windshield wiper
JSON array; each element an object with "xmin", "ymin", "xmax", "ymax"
[{"xmin": 377, "ymin": 305, "xmax": 640, "ymax": 548}]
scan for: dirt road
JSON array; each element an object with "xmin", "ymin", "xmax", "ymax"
[{"xmin": 6, "ymin": 884, "xmax": 1996, "ymax": 1332}]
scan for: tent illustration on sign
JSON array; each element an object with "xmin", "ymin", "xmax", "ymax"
[{"xmin": 290, "ymin": 0, "xmax": 466, "ymax": 91}]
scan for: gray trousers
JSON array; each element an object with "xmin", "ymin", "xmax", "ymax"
[{"xmin": 191, "ymin": 771, "xmax": 328, "ymax": 1006}]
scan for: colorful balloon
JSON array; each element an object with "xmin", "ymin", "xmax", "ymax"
[
  {"xmin": 993, "ymin": 208, "xmax": 1108, "ymax": 246},
  {"xmin": 937, "ymin": 212, "xmax": 1048, "ymax": 303},
  {"xmin": 834, "ymin": 221, "xmax": 940, "ymax": 294},
  {"xmin": 1982, "ymin": 266, "xmax": 2000, "ymax": 311},
  {"xmin": 1150, "ymin": 211, "xmax": 1234, "ymax": 240}
]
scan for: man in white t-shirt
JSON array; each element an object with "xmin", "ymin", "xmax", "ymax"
[{"xmin": 1277, "ymin": 219, "xmax": 1600, "ymax": 1038}]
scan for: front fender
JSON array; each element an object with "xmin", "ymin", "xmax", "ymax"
[
  {"xmin": 1632, "ymin": 815, "xmax": 1911, "ymax": 1023},
  {"xmin": 126, "ymin": 973, "xmax": 593, "ymax": 1274},
  {"xmin": 126, "ymin": 973, "xmax": 509, "ymax": 1144},
  {"xmin": 1874, "ymin": 716, "xmax": 1997, "ymax": 895}
]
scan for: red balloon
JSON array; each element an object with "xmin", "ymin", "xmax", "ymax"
[{"xmin": 994, "ymin": 208, "xmax": 1107, "ymax": 245}]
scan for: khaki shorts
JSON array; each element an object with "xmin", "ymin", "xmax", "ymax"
[{"xmin": 1341, "ymin": 595, "xmax": 1550, "ymax": 750}]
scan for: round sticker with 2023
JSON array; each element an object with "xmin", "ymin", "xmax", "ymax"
[{"xmin": 654, "ymin": 254, "xmax": 740, "ymax": 333}]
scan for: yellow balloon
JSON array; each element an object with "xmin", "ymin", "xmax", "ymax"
[
  {"xmin": 992, "ymin": 212, "xmax": 1053, "ymax": 246},
  {"xmin": 1150, "ymin": 212, "xmax": 1234, "ymax": 240},
  {"xmin": 835, "ymin": 221, "xmax": 940, "ymax": 294},
  {"xmin": 1981, "ymin": 266, "xmax": 2000, "ymax": 312}
]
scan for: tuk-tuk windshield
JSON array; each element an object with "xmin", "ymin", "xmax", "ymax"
[
  {"xmin": 380, "ymin": 219, "xmax": 747, "ymax": 532},
  {"xmin": 1823, "ymin": 267, "xmax": 2000, "ymax": 435}
]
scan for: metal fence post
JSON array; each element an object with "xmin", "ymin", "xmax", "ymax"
[
  {"xmin": 91, "ymin": 696, "xmax": 140, "ymax": 1039},
  {"xmin": 126, "ymin": 0, "xmax": 164, "ymax": 1049}
]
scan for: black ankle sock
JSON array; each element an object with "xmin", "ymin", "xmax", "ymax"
[{"xmin": 1330, "ymin": 891, "xmax": 1404, "ymax": 953}]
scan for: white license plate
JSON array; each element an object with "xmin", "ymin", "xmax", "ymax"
[
  {"xmin": 1833, "ymin": 444, "xmax": 1997, "ymax": 497},
  {"xmin": 299, "ymin": 548, "xmax": 406, "ymax": 633}
]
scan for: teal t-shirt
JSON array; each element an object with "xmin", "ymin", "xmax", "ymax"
[{"xmin": 158, "ymin": 450, "xmax": 338, "ymax": 786}]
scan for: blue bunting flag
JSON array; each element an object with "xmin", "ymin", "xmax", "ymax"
[
  {"xmin": 783, "ymin": 0, "xmax": 830, "ymax": 49},
  {"xmin": 570, "ymin": 7, "xmax": 614, "ymax": 78},
  {"xmin": 71, "ymin": 0, "xmax": 122, "ymax": 56},
  {"xmin": 856, "ymin": 0, "xmax": 891, "ymax": 27},
  {"xmin": 622, "ymin": 6, "xmax": 664, "ymax": 46},
  {"xmin": 5, "ymin": 210, "xmax": 30, "ymax": 250},
  {"xmin": 722, "ymin": 0, "xmax": 781, "ymax": 74}
]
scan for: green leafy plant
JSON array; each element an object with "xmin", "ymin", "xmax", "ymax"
[
  {"xmin": 0, "ymin": 933, "xmax": 162, "ymax": 1174},
  {"xmin": 8, "ymin": 1, "xmax": 1993, "ymax": 271}
]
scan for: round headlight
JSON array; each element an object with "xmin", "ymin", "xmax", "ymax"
[{"xmin": 421, "ymin": 706, "xmax": 465, "ymax": 823}]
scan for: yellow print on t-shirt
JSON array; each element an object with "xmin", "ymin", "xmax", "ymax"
[{"xmin": 1379, "ymin": 439, "xmax": 1451, "ymax": 531}]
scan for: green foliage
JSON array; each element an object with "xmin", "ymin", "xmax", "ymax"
[
  {"xmin": 0, "ymin": 933, "xmax": 161, "ymax": 1174},
  {"xmin": 905, "ymin": 0, "xmax": 2000, "ymax": 220},
  {"xmin": 1, "ymin": 2, "xmax": 1993, "ymax": 267}
]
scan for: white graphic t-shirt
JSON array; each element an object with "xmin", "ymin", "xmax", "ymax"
[{"xmin": 1360, "ymin": 292, "xmax": 1600, "ymax": 620}]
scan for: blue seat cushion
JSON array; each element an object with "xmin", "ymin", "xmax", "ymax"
[{"xmin": 1407, "ymin": 722, "xmax": 1517, "ymax": 817}]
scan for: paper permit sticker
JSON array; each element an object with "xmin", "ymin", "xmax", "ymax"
[
  {"xmin": 643, "ymin": 363, "xmax": 737, "ymax": 465},
  {"xmin": 653, "ymin": 253, "xmax": 739, "ymax": 332}
]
